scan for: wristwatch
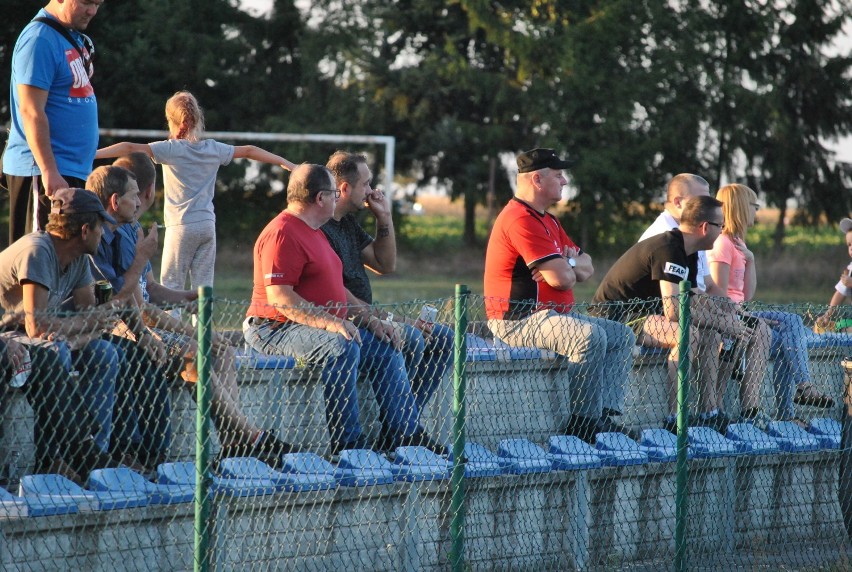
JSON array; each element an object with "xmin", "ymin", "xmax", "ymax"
[{"xmin": 567, "ymin": 257, "xmax": 577, "ymax": 268}]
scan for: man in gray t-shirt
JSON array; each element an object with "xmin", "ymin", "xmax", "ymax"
[{"xmin": 0, "ymin": 188, "xmax": 168, "ymax": 471}]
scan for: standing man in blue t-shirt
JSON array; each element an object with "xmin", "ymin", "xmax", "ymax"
[{"xmin": 2, "ymin": 0, "xmax": 103, "ymax": 246}]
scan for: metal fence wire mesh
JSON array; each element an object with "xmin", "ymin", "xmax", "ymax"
[{"xmin": 1, "ymin": 291, "xmax": 852, "ymax": 571}]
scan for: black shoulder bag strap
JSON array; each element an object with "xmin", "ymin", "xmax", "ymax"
[{"xmin": 33, "ymin": 16, "xmax": 90, "ymax": 70}]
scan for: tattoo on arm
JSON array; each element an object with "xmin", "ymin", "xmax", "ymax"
[{"xmin": 377, "ymin": 225, "xmax": 390, "ymax": 238}]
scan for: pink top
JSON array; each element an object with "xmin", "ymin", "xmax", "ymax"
[{"xmin": 707, "ymin": 234, "xmax": 746, "ymax": 303}]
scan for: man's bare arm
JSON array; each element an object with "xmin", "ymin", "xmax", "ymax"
[
  {"xmin": 17, "ymin": 85, "xmax": 65, "ymax": 194},
  {"xmin": 360, "ymin": 190, "xmax": 396, "ymax": 274},
  {"xmin": 265, "ymin": 284, "xmax": 360, "ymax": 342}
]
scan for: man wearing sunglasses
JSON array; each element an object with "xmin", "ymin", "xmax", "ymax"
[{"xmin": 2, "ymin": 0, "xmax": 104, "ymax": 246}]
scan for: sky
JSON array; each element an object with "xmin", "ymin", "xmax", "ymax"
[{"xmin": 239, "ymin": 0, "xmax": 852, "ymax": 163}]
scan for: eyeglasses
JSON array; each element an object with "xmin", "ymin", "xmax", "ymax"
[
  {"xmin": 311, "ymin": 188, "xmax": 341, "ymax": 200},
  {"xmin": 705, "ymin": 221, "xmax": 726, "ymax": 230},
  {"xmin": 750, "ymin": 203, "xmax": 760, "ymax": 210}
]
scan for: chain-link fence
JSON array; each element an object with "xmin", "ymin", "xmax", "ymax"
[{"xmin": 1, "ymin": 287, "xmax": 852, "ymax": 571}]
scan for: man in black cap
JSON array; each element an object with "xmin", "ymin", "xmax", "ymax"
[
  {"xmin": 0, "ymin": 187, "xmax": 166, "ymax": 474},
  {"xmin": 484, "ymin": 148, "xmax": 637, "ymax": 443}
]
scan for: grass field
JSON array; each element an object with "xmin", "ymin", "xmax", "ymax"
[{"xmin": 155, "ymin": 195, "xmax": 847, "ymax": 308}]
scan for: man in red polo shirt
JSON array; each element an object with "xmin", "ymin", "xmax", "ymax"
[{"xmin": 484, "ymin": 148, "xmax": 636, "ymax": 443}]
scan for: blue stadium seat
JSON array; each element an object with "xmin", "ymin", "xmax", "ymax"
[
  {"xmin": 499, "ymin": 437, "xmax": 602, "ymax": 471},
  {"xmin": 464, "ymin": 334, "xmax": 556, "ymax": 362},
  {"xmin": 803, "ymin": 330, "xmax": 852, "ymax": 349},
  {"xmin": 20, "ymin": 474, "xmax": 148, "ymax": 511},
  {"xmin": 465, "ymin": 334, "xmax": 498, "ymax": 362},
  {"xmin": 725, "ymin": 423, "xmax": 781, "ymax": 455},
  {"xmin": 496, "ymin": 439, "xmax": 553, "ymax": 474},
  {"xmin": 639, "ymin": 428, "xmax": 692, "ymax": 461},
  {"xmin": 0, "ymin": 485, "xmax": 79, "ymax": 518},
  {"xmin": 686, "ymin": 427, "xmax": 740, "ymax": 458},
  {"xmin": 338, "ymin": 449, "xmax": 442, "ymax": 482},
  {"xmin": 765, "ymin": 421, "xmax": 821, "ymax": 453},
  {"xmin": 89, "ymin": 467, "xmax": 194, "ymax": 504},
  {"xmin": 809, "ymin": 418, "xmax": 841, "ymax": 450},
  {"xmin": 0, "ymin": 486, "xmax": 29, "ymax": 518},
  {"xmin": 547, "ymin": 435, "xmax": 606, "ymax": 467},
  {"xmin": 281, "ymin": 452, "xmax": 393, "ymax": 487},
  {"xmin": 157, "ymin": 461, "xmax": 279, "ymax": 497},
  {"xmin": 218, "ymin": 457, "xmax": 336, "ymax": 491},
  {"xmin": 594, "ymin": 433, "xmax": 650, "ymax": 465},
  {"xmin": 449, "ymin": 443, "xmax": 505, "ymax": 478},
  {"xmin": 392, "ymin": 446, "xmax": 452, "ymax": 480},
  {"xmin": 235, "ymin": 347, "xmax": 297, "ymax": 370}
]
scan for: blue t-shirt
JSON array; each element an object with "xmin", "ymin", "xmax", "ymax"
[
  {"xmin": 117, "ymin": 222, "xmax": 151, "ymax": 303},
  {"xmin": 3, "ymin": 10, "xmax": 98, "ymax": 180},
  {"xmin": 91, "ymin": 224, "xmax": 124, "ymax": 293},
  {"xmin": 91, "ymin": 222, "xmax": 153, "ymax": 303}
]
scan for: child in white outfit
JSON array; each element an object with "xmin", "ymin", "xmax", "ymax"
[
  {"xmin": 815, "ymin": 218, "xmax": 852, "ymax": 333},
  {"xmin": 96, "ymin": 91, "xmax": 296, "ymax": 290}
]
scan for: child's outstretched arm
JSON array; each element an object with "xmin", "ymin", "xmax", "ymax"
[
  {"xmin": 233, "ymin": 145, "xmax": 297, "ymax": 171},
  {"xmin": 815, "ymin": 278, "xmax": 851, "ymax": 328},
  {"xmin": 96, "ymin": 142, "xmax": 154, "ymax": 160}
]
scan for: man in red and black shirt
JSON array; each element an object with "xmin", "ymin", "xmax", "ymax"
[{"xmin": 484, "ymin": 148, "xmax": 636, "ymax": 443}]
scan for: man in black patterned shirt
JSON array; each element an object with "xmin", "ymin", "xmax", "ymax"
[{"xmin": 322, "ymin": 151, "xmax": 452, "ymax": 452}]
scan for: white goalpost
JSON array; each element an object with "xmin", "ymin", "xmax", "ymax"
[{"xmin": 99, "ymin": 129, "xmax": 397, "ymax": 192}]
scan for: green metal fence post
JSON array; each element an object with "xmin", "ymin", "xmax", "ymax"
[
  {"xmin": 674, "ymin": 279, "xmax": 692, "ymax": 572},
  {"xmin": 449, "ymin": 284, "xmax": 469, "ymax": 571},
  {"xmin": 194, "ymin": 286, "xmax": 213, "ymax": 572}
]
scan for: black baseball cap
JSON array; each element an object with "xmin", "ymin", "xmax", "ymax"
[
  {"xmin": 50, "ymin": 188, "xmax": 117, "ymax": 224},
  {"xmin": 516, "ymin": 148, "xmax": 574, "ymax": 174}
]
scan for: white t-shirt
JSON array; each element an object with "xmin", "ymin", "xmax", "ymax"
[
  {"xmin": 835, "ymin": 261, "xmax": 852, "ymax": 297},
  {"xmin": 639, "ymin": 211, "xmax": 708, "ymax": 292}
]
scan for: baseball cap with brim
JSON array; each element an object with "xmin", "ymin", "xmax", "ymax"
[
  {"xmin": 50, "ymin": 188, "xmax": 117, "ymax": 225},
  {"xmin": 517, "ymin": 148, "xmax": 574, "ymax": 174},
  {"xmin": 840, "ymin": 218, "xmax": 852, "ymax": 233}
]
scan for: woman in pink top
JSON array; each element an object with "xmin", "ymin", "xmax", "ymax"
[{"xmin": 708, "ymin": 184, "xmax": 833, "ymax": 423}]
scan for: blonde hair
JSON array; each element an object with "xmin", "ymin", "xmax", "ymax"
[
  {"xmin": 165, "ymin": 91, "xmax": 204, "ymax": 141},
  {"xmin": 716, "ymin": 183, "xmax": 757, "ymax": 240}
]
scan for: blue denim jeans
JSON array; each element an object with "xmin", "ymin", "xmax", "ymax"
[
  {"xmin": 399, "ymin": 322, "xmax": 453, "ymax": 412},
  {"xmin": 752, "ymin": 310, "xmax": 810, "ymax": 420},
  {"xmin": 70, "ymin": 339, "xmax": 120, "ymax": 453},
  {"xmin": 19, "ymin": 341, "xmax": 100, "ymax": 472},
  {"xmin": 244, "ymin": 317, "xmax": 421, "ymax": 451},
  {"xmin": 105, "ymin": 336, "xmax": 172, "ymax": 462}
]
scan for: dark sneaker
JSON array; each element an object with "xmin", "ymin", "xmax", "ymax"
[
  {"xmin": 597, "ymin": 415, "xmax": 640, "ymax": 441},
  {"xmin": 564, "ymin": 414, "xmax": 600, "ymax": 444},
  {"xmin": 793, "ymin": 383, "xmax": 834, "ymax": 408},
  {"xmin": 601, "ymin": 407, "xmax": 623, "ymax": 418},
  {"xmin": 398, "ymin": 427, "xmax": 448, "ymax": 457},
  {"xmin": 662, "ymin": 418, "xmax": 677, "ymax": 435},
  {"xmin": 250, "ymin": 431, "xmax": 299, "ymax": 469},
  {"xmin": 696, "ymin": 413, "xmax": 730, "ymax": 435}
]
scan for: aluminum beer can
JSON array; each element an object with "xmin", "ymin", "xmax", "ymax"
[
  {"xmin": 9, "ymin": 349, "xmax": 31, "ymax": 388},
  {"xmin": 95, "ymin": 280, "xmax": 113, "ymax": 305}
]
